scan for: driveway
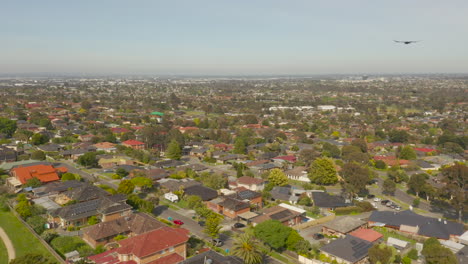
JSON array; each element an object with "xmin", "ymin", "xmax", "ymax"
[{"xmin": 152, "ymin": 206, "xmax": 234, "ymax": 251}]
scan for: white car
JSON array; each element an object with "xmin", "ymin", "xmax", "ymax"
[
  {"xmin": 373, "ymin": 197, "xmax": 381, "ymax": 202},
  {"xmin": 355, "ymin": 197, "xmax": 364, "ymax": 201}
]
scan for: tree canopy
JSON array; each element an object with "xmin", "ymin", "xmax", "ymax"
[
  {"xmin": 268, "ymin": 168, "xmax": 288, "ymax": 186},
  {"xmin": 166, "ymin": 139, "xmax": 182, "ymax": 160},
  {"xmin": 254, "ymin": 220, "xmax": 292, "ymax": 250},
  {"xmin": 309, "ymin": 158, "xmax": 338, "ymax": 185}
]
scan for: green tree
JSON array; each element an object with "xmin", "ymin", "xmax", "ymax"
[
  {"xmin": 117, "ymin": 180, "xmax": 135, "ymax": 195},
  {"xmin": 77, "ymin": 152, "xmax": 98, "ymax": 168},
  {"xmin": 131, "ymin": 177, "xmax": 153, "ymax": 189},
  {"xmin": 15, "ymin": 200, "xmax": 33, "ymax": 219},
  {"xmin": 166, "ymin": 139, "xmax": 182, "ymax": 160},
  {"xmin": 88, "ymin": 216, "xmax": 99, "ymax": 225},
  {"xmin": 200, "ymin": 173, "xmax": 226, "ymax": 190},
  {"xmin": 286, "ymin": 230, "xmax": 310, "ymax": 252},
  {"xmin": 388, "ymin": 130, "xmax": 409, "ymax": 143},
  {"xmin": 30, "ymin": 133, "xmax": 49, "ymax": 145},
  {"xmin": 341, "ymin": 162, "xmax": 370, "ymax": 198},
  {"xmin": 351, "ymin": 138, "xmax": 368, "ymax": 153},
  {"xmin": 0, "ymin": 117, "xmax": 17, "ymax": 137},
  {"xmin": 374, "ymin": 160, "xmax": 387, "ymax": 169},
  {"xmin": 9, "ymin": 253, "xmax": 54, "ymax": 264},
  {"xmin": 309, "ymin": 158, "xmax": 338, "ymax": 185},
  {"xmin": 61, "ymin": 172, "xmax": 78, "ymax": 181},
  {"xmin": 322, "ymin": 143, "xmax": 340, "ymax": 158},
  {"xmin": 27, "ymin": 215, "xmax": 47, "ymax": 234},
  {"xmin": 186, "ymin": 195, "xmax": 203, "ymax": 209},
  {"xmin": 31, "ymin": 150, "xmax": 46, "ymax": 160},
  {"xmin": 232, "ymin": 233, "xmax": 263, "ymax": 264},
  {"xmin": 299, "ymin": 148, "xmax": 320, "ymax": 165},
  {"xmin": 408, "ymin": 173, "xmax": 428, "ymax": 197},
  {"xmin": 383, "ymin": 178, "xmax": 396, "ymax": 195},
  {"xmin": 298, "ymin": 196, "xmax": 312, "ymax": 206},
  {"xmin": 254, "ymin": 220, "xmax": 292, "ymax": 250},
  {"xmin": 115, "ymin": 168, "xmax": 129, "ymax": 178},
  {"xmin": 204, "ymin": 214, "xmax": 222, "ymax": 238},
  {"xmin": 422, "ymin": 238, "xmax": 458, "ymax": 264},
  {"xmin": 399, "ymin": 146, "xmax": 417, "ymax": 160},
  {"xmin": 441, "ymin": 163, "xmax": 467, "ymax": 222},
  {"xmin": 24, "ymin": 177, "xmax": 42, "ymax": 188},
  {"xmin": 368, "ymin": 243, "xmax": 393, "ymax": 264},
  {"xmin": 387, "ymin": 167, "xmax": 408, "ymax": 183},
  {"xmin": 233, "ymin": 137, "xmax": 247, "ymax": 154},
  {"xmin": 268, "ymin": 168, "xmax": 288, "ymax": 186}
]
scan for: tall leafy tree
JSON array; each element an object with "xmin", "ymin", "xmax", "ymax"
[
  {"xmin": 422, "ymin": 238, "xmax": 458, "ymax": 264},
  {"xmin": 341, "ymin": 162, "xmax": 370, "ymax": 198},
  {"xmin": 166, "ymin": 139, "xmax": 182, "ymax": 160},
  {"xmin": 117, "ymin": 180, "xmax": 135, "ymax": 195},
  {"xmin": 77, "ymin": 152, "xmax": 98, "ymax": 168},
  {"xmin": 232, "ymin": 233, "xmax": 264, "ymax": 264},
  {"xmin": 308, "ymin": 158, "xmax": 338, "ymax": 185},
  {"xmin": 0, "ymin": 117, "xmax": 17, "ymax": 137},
  {"xmin": 408, "ymin": 173, "xmax": 428, "ymax": 197},
  {"xmin": 233, "ymin": 137, "xmax": 247, "ymax": 154},
  {"xmin": 398, "ymin": 146, "xmax": 417, "ymax": 160},
  {"xmin": 441, "ymin": 163, "xmax": 467, "ymax": 222},
  {"xmin": 204, "ymin": 213, "xmax": 222, "ymax": 238},
  {"xmin": 368, "ymin": 243, "xmax": 394, "ymax": 264},
  {"xmin": 30, "ymin": 133, "xmax": 49, "ymax": 145},
  {"xmin": 254, "ymin": 220, "xmax": 292, "ymax": 250},
  {"xmin": 383, "ymin": 178, "xmax": 396, "ymax": 195},
  {"xmin": 268, "ymin": 168, "xmax": 288, "ymax": 186}
]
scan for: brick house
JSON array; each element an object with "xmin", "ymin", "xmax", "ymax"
[
  {"xmin": 88, "ymin": 227, "xmax": 190, "ymax": 264},
  {"xmin": 207, "ymin": 196, "xmax": 251, "ymax": 219},
  {"xmin": 122, "ymin": 139, "xmax": 145, "ymax": 150}
]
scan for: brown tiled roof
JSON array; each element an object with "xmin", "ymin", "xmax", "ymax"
[
  {"xmin": 83, "ymin": 213, "xmax": 165, "ymax": 241},
  {"xmin": 237, "ymin": 176, "xmax": 264, "ymax": 185}
]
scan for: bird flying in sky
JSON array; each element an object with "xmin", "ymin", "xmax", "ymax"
[{"xmin": 394, "ymin": 40, "xmax": 420, "ymax": 45}]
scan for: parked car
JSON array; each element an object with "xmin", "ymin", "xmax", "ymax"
[
  {"xmin": 381, "ymin": 200, "xmax": 390, "ymax": 205},
  {"xmin": 355, "ymin": 197, "xmax": 364, "ymax": 201},
  {"xmin": 198, "ymin": 221, "xmax": 205, "ymax": 226},
  {"xmin": 395, "ymin": 206, "xmax": 401, "ymax": 211},
  {"xmin": 173, "ymin": 220, "xmax": 184, "ymax": 225},
  {"xmin": 233, "ymin": 223, "xmax": 246, "ymax": 228},
  {"xmin": 374, "ymin": 197, "xmax": 381, "ymax": 202},
  {"xmin": 371, "ymin": 202, "xmax": 378, "ymax": 209},
  {"xmin": 367, "ymin": 194, "xmax": 375, "ymax": 199},
  {"xmin": 212, "ymin": 239, "xmax": 223, "ymax": 247},
  {"xmin": 313, "ymin": 233, "xmax": 324, "ymax": 240}
]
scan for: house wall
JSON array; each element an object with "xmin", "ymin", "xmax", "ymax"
[
  {"xmin": 223, "ymin": 207, "xmax": 250, "ymax": 219},
  {"xmin": 250, "ymin": 197, "xmax": 263, "ymax": 209},
  {"xmin": 102, "ymin": 210, "xmax": 132, "ymax": 222},
  {"xmin": 140, "ymin": 243, "xmax": 186, "ymax": 264}
]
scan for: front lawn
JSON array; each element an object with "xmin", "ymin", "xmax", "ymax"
[
  {"xmin": 0, "ymin": 233, "xmax": 8, "ymax": 264},
  {"xmin": 0, "ymin": 211, "xmax": 59, "ymax": 262}
]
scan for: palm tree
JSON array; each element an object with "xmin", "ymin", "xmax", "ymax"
[{"xmin": 232, "ymin": 233, "xmax": 263, "ymax": 264}]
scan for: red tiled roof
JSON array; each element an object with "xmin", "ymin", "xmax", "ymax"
[
  {"xmin": 116, "ymin": 227, "xmax": 189, "ymax": 258},
  {"xmin": 147, "ymin": 253, "xmax": 184, "ymax": 264},
  {"xmin": 12, "ymin": 164, "xmax": 63, "ymax": 184},
  {"xmin": 111, "ymin": 127, "xmax": 131, "ymax": 133},
  {"xmin": 122, "ymin": 140, "xmax": 144, "ymax": 146},
  {"xmin": 349, "ymin": 228, "xmax": 383, "ymax": 242},
  {"xmin": 373, "ymin": 156, "xmax": 409, "ymax": 166}
]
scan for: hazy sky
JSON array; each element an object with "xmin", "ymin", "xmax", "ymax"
[{"xmin": 1, "ymin": 1, "xmax": 467, "ymax": 75}]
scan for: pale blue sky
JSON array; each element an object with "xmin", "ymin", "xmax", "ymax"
[{"xmin": 1, "ymin": 1, "xmax": 467, "ymax": 75}]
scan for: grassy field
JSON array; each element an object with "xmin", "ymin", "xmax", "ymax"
[
  {"xmin": 0, "ymin": 211, "xmax": 59, "ymax": 263},
  {"xmin": 0, "ymin": 233, "xmax": 8, "ymax": 264}
]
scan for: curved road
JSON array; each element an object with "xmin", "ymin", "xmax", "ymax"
[{"xmin": 0, "ymin": 227, "xmax": 15, "ymax": 261}]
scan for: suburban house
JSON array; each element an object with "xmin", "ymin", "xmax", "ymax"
[
  {"xmin": 98, "ymin": 156, "xmax": 135, "ymax": 169},
  {"xmin": 230, "ymin": 176, "xmax": 265, "ymax": 191},
  {"xmin": 122, "ymin": 139, "xmax": 145, "ymax": 150},
  {"xmin": 368, "ymin": 210, "xmax": 464, "ymax": 241},
  {"xmin": 93, "ymin": 142, "xmax": 117, "ymax": 152},
  {"xmin": 284, "ymin": 166, "xmax": 310, "ymax": 182},
  {"xmin": 88, "ymin": 227, "xmax": 190, "ymax": 264},
  {"xmin": 54, "ymin": 184, "xmax": 111, "ymax": 205},
  {"xmin": 82, "ymin": 213, "xmax": 165, "ymax": 248},
  {"xmin": 183, "ymin": 185, "xmax": 218, "ymax": 201},
  {"xmin": 10, "ymin": 164, "xmax": 67, "ymax": 185},
  {"xmin": 320, "ymin": 235, "xmax": 373, "ymax": 264},
  {"xmin": 0, "ymin": 146, "xmax": 17, "ymax": 162},
  {"xmin": 207, "ymin": 196, "xmax": 251, "ymax": 219},
  {"xmin": 322, "ymin": 216, "xmax": 367, "ymax": 238},
  {"xmin": 270, "ymin": 185, "xmax": 307, "ymax": 204},
  {"xmin": 50, "ymin": 194, "xmax": 132, "ymax": 227},
  {"xmin": 251, "ymin": 204, "xmax": 305, "ymax": 227},
  {"xmin": 228, "ymin": 189, "xmax": 263, "ymax": 210},
  {"xmin": 311, "ymin": 191, "xmax": 351, "ymax": 211}
]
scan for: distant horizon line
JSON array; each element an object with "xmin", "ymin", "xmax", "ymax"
[{"xmin": 1, "ymin": 72, "xmax": 468, "ymax": 79}]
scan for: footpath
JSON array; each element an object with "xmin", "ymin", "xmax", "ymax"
[{"xmin": 0, "ymin": 227, "xmax": 15, "ymax": 261}]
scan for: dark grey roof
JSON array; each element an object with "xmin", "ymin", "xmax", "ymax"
[
  {"xmin": 154, "ymin": 159, "xmax": 185, "ymax": 168},
  {"xmin": 38, "ymin": 144, "xmax": 63, "ymax": 152},
  {"xmin": 180, "ymin": 250, "xmax": 243, "ymax": 264},
  {"xmin": 184, "ymin": 185, "xmax": 218, "ymax": 201},
  {"xmin": 0, "ymin": 146, "xmax": 17, "ymax": 161},
  {"xmin": 64, "ymin": 184, "xmax": 110, "ymax": 202},
  {"xmin": 312, "ymin": 192, "xmax": 350, "ymax": 208},
  {"xmin": 270, "ymin": 210, "xmax": 294, "ymax": 221},
  {"xmin": 456, "ymin": 244, "xmax": 468, "ymax": 264},
  {"xmin": 231, "ymin": 189, "xmax": 261, "ymax": 200},
  {"xmin": 271, "ymin": 186, "xmax": 292, "ymax": 201},
  {"xmin": 218, "ymin": 197, "xmax": 250, "ymax": 211},
  {"xmin": 34, "ymin": 180, "xmax": 84, "ymax": 196},
  {"xmin": 369, "ymin": 210, "xmax": 464, "ymax": 240},
  {"xmin": 115, "ymin": 164, "xmax": 142, "ymax": 172},
  {"xmin": 320, "ymin": 236, "xmax": 373, "ymax": 263}
]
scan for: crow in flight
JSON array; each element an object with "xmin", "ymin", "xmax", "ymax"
[{"xmin": 394, "ymin": 40, "xmax": 420, "ymax": 45}]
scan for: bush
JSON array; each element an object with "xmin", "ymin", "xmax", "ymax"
[
  {"xmin": 401, "ymin": 256, "xmax": 412, "ymax": 264},
  {"xmin": 51, "ymin": 236, "xmax": 93, "ymax": 257},
  {"xmin": 406, "ymin": 249, "xmax": 418, "ymax": 260},
  {"xmin": 413, "ymin": 198, "xmax": 420, "ymax": 207},
  {"xmin": 355, "ymin": 201, "xmax": 375, "ymax": 212}
]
